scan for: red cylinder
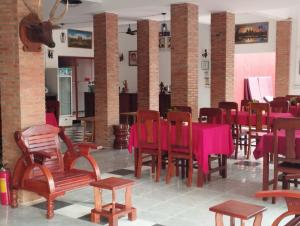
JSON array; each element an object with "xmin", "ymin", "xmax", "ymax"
[{"xmin": 0, "ymin": 169, "xmax": 11, "ymax": 205}]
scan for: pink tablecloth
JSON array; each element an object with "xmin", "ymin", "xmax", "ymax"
[
  {"xmin": 128, "ymin": 121, "xmax": 234, "ymax": 174},
  {"xmin": 223, "ymin": 111, "xmax": 294, "ymax": 126},
  {"xmin": 253, "ymin": 131, "xmax": 300, "ymax": 159},
  {"xmin": 46, "ymin": 112, "xmax": 58, "ymax": 127}
]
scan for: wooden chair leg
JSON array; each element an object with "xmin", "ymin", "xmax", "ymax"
[
  {"xmin": 187, "ymin": 159, "xmax": 193, "ymax": 187},
  {"xmin": 166, "ymin": 156, "xmax": 173, "ymax": 184},
  {"xmin": 11, "ymin": 189, "xmax": 18, "ymax": 208},
  {"xmin": 272, "ymin": 167, "xmax": 279, "ymax": 204},
  {"xmin": 253, "ymin": 213, "xmax": 263, "ymax": 226},
  {"xmin": 181, "ymin": 159, "xmax": 186, "ymax": 179},
  {"xmin": 47, "ymin": 198, "xmax": 54, "ymax": 219},
  {"xmin": 151, "ymin": 156, "xmax": 156, "ymax": 174},
  {"xmin": 247, "ymin": 135, "xmax": 251, "ymax": 159},
  {"xmin": 222, "ymin": 155, "xmax": 227, "ymax": 178},
  {"xmin": 218, "ymin": 155, "xmax": 222, "ymax": 176},
  {"xmin": 136, "ymin": 151, "xmax": 142, "ymax": 179},
  {"xmin": 215, "ymin": 213, "xmax": 224, "ymax": 226},
  {"xmin": 197, "ymin": 167, "xmax": 204, "ymax": 187},
  {"xmin": 156, "ymin": 155, "xmax": 161, "ymax": 182}
]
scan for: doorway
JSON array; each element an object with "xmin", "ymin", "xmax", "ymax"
[{"xmin": 58, "ymin": 56, "xmax": 94, "ymax": 118}]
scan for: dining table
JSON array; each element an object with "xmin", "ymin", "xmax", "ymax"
[
  {"xmin": 128, "ymin": 120, "xmax": 234, "ymax": 187},
  {"xmin": 253, "ymin": 131, "xmax": 300, "ymax": 193}
]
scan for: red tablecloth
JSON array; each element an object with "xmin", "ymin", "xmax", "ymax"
[
  {"xmin": 290, "ymin": 105, "xmax": 299, "ymax": 117},
  {"xmin": 253, "ymin": 131, "xmax": 300, "ymax": 159},
  {"xmin": 223, "ymin": 111, "xmax": 294, "ymax": 126},
  {"xmin": 128, "ymin": 121, "xmax": 234, "ymax": 174},
  {"xmin": 46, "ymin": 112, "xmax": 58, "ymax": 127}
]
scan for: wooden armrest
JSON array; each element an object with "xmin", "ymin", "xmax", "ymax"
[
  {"xmin": 256, "ymin": 190, "xmax": 300, "ymax": 199},
  {"xmin": 32, "ymin": 151, "xmax": 52, "ymax": 164},
  {"xmin": 74, "ymin": 143, "xmax": 103, "ymax": 155}
]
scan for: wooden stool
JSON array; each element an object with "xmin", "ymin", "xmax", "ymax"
[
  {"xmin": 90, "ymin": 177, "xmax": 136, "ymax": 226},
  {"xmin": 209, "ymin": 200, "xmax": 266, "ymax": 226}
]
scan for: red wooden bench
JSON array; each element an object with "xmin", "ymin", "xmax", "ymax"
[{"xmin": 11, "ymin": 124, "xmax": 101, "ymax": 219}]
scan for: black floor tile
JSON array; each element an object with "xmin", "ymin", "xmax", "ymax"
[
  {"xmin": 78, "ymin": 213, "xmax": 108, "ymax": 225},
  {"xmin": 33, "ymin": 200, "xmax": 72, "ymax": 210},
  {"xmin": 109, "ymin": 169, "xmax": 134, "ymax": 176},
  {"xmin": 234, "ymin": 160, "xmax": 260, "ymax": 167}
]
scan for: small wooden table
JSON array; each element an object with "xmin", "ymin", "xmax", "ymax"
[
  {"xmin": 209, "ymin": 200, "xmax": 266, "ymax": 226},
  {"xmin": 90, "ymin": 177, "xmax": 136, "ymax": 226}
]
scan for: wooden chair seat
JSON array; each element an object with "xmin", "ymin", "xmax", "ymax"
[{"xmin": 24, "ymin": 169, "xmax": 95, "ymax": 192}]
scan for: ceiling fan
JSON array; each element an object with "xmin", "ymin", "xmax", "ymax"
[
  {"xmin": 61, "ymin": 0, "xmax": 82, "ymax": 4},
  {"xmin": 120, "ymin": 24, "xmax": 137, "ymax": 35}
]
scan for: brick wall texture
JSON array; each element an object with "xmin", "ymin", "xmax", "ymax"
[
  {"xmin": 94, "ymin": 13, "xmax": 119, "ymax": 147},
  {"xmin": 210, "ymin": 12, "xmax": 235, "ymax": 107},
  {"xmin": 275, "ymin": 20, "xmax": 291, "ymax": 97},
  {"xmin": 137, "ymin": 20, "xmax": 159, "ymax": 111},
  {"xmin": 0, "ymin": 0, "xmax": 45, "ymax": 203},
  {"xmin": 171, "ymin": 3, "xmax": 199, "ymax": 120}
]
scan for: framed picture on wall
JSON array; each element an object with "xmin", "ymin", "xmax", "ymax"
[
  {"xmin": 235, "ymin": 22, "xmax": 268, "ymax": 44},
  {"xmin": 68, "ymin": 29, "xmax": 93, "ymax": 49},
  {"xmin": 128, "ymin": 51, "xmax": 137, "ymax": 66},
  {"xmin": 201, "ymin": 60, "xmax": 209, "ymax": 70}
]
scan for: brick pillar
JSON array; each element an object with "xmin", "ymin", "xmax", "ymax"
[
  {"xmin": 0, "ymin": 0, "xmax": 45, "ymax": 203},
  {"xmin": 93, "ymin": 13, "xmax": 119, "ymax": 147},
  {"xmin": 171, "ymin": 3, "xmax": 198, "ymax": 120},
  {"xmin": 275, "ymin": 20, "xmax": 291, "ymax": 96},
  {"xmin": 210, "ymin": 12, "xmax": 235, "ymax": 107},
  {"xmin": 137, "ymin": 20, "xmax": 159, "ymax": 110}
]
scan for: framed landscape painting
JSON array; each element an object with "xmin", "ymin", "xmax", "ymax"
[
  {"xmin": 68, "ymin": 29, "xmax": 92, "ymax": 49},
  {"xmin": 235, "ymin": 22, "xmax": 268, "ymax": 44}
]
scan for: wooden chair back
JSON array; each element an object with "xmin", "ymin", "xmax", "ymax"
[
  {"xmin": 167, "ymin": 111, "xmax": 192, "ymax": 155},
  {"xmin": 273, "ymin": 96, "xmax": 288, "ymax": 101},
  {"xmin": 171, "ymin": 106, "xmax": 192, "ymax": 114},
  {"xmin": 218, "ymin": 101, "xmax": 238, "ymax": 125},
  {"xmin": 249, "ymin": 102, "xmax": 270, "ymax": 132},
  {"xmin": 14, "ymin": 124, "xmax": 63, "ymax": 175},
  {"xmin": 199, "ymin": 108, "xmax": 222, "ymax": 124},
  {"xmin": 240, "ymin": 99, "xmax": 251, "ymax": 112},
  {"xmin": 137, "ymin": 110, "xmax": 161, "ymax": 151},
  {"xmin": 273, "ymin": 118, "xmax": 300, "ymax": 164},
  {"xmin": 270, "ymin": 100, "xmax": 290, "ymax": 113}
]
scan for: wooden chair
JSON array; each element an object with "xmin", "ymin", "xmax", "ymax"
[
  {"xmin": 136, "ymin": 110, "xmax": 161, "ymax": 182},
  {"xmin": 199, "ymin": 107, "xmax": 225, "ymax": 181},
  {"xmin": 170, "ymin": 106, "xmax": 192, "ymax": 114},
  {"xmin": 240, "ymin": 99, "xmax": 251, "ymax": 112},
  {"xmin": 256, "ymin": 190, "xmax": 300, "ymax": 226},
  {"xmin": 272, "ymin": 118, "xmax": 300, "ymax": 203},
  {"xmin": 270, "ymin": 99, "xmax": 290, "ymax": 113},
  {"xmin": 219, "ymin": 101, "xmax": 247, "ymax": 159},
  {"xmin": 11, "ymin": 124, "xmax": 101, "ymax": 219},
  {"xmin": 199, "ymin": 107, "xmax": 223, "ymax": 124},
  {"xmin": 273, "ymin": 96, "xmax": 288, "ymax": 101},
  {"xmin": 166, "ymin": 111, "xmax": 193, "ymax": 186},
  {"xmin": 247, "ymin": 102, "xmax": 270, "ymax": 159}
]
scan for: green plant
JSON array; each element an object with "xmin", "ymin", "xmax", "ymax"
[{"xmin": 290, "ymin": 97, "xmax": 297, "ymax": 106}]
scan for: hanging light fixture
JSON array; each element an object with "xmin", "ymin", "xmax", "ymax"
[
  {"xmin": 60, "ymin": 23, "xmax": 66, "ymax": 43},
  {"xmin": 160, "ymin": 13, "xmax": 170, "ymax": 37}
]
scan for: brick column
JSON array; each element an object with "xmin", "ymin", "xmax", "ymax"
[
  {"xmin": 171, "ymin": 3, "xmax": 198, "ymax": 120},
  {"xmin": 93, "ymin": 13, "xmax": 119, "ymax": 147},
  {"xmin": 0, "ymin": 0, "xmax": 45, "ymax": 203},
  {"xmin": 275, "ymin": 20, "xmax": 291, "ymax": 96},
  {"xmin": 210, "ymin": 12, "xmax": 235, "ymax": 107},
  {"xmin": 137, "ymin": 20, "xmax": 159, "ymax": 110}
]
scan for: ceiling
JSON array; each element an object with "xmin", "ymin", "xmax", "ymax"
[{"xmin": 41, "ymin": 0, "xmax": 300, "ymax": 27}]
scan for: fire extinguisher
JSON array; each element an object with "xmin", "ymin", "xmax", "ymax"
[{"xmin": 0, "ymin": 165, "xmax": 11, "ymax": 205}]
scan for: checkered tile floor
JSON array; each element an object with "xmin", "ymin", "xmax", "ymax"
[{"xmin": 31, "ymin": 169, "xmax": 164, "ymax": 226}]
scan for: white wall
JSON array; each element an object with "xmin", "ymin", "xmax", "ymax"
[{"xmin": 45, "ymin": 27, "xmax": 94, "ymax": 68}]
